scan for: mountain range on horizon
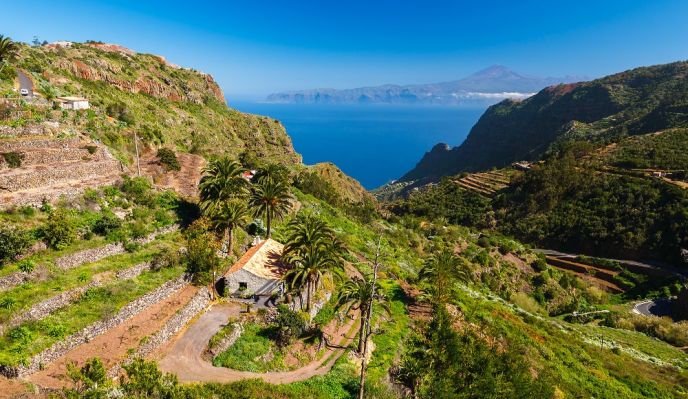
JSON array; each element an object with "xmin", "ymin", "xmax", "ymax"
[{"xmin": 266, "ymin": 65, "xmax": 587, "ymax": 105}]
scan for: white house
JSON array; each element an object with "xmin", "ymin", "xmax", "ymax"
[
  {"xmin": 220, "ymin": 238, "xmax": 287, "ymax": 297},
  {"xmin": 55, "ymin": 96, "xmax": 90, "ymax": 110}
]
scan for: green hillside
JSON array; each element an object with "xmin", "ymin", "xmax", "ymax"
[
  {"xmin": 1, "ymin": 42, "xmax": 300, "ymax": 167},
  {"xmin": 400, "ymin": 61, "xmax": 688, "ymax": 183}
]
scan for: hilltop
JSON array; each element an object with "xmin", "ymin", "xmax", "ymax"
[
  {"xmin": 398, "ymin": 61, "xmax": 688, "ymax": 183},
  {"xmin": 267, "ymin": 65, "xmax": 582, "ymax": 105},
  {"xmin": 2, "ymin": 41, "xmax": 301, "ymax": 169}
]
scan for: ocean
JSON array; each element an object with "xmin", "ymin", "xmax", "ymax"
[{"xmin": 232, "ymin": 102, "xmax": 486, "ymax": 189}]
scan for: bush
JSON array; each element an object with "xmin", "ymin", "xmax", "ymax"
[
  {"xmin": 91, "ymin": 212, "xmax": 122, "ymax": 236},
  {"xmin": 1, "ymin": 151, "xmax": 25, "ymax": 168},
  {"xmin": 83, "ymin": 145, "xmax": 98, "ymax": 155},
  {"xmin": 106, "ymin": 102, "xmax": 135, "ymax": 125},
  {"xmin": 0, "ymin": 225, "xmax": 32, "ymax": 265},
  {"xmin": 157, "ymin": 148, "xmax": 181, "ymax": 171},
  {"xmin": 42, "ymin": 209, "xmax": 76, "ymax": 250},
  {"xmin": 16, "ymin": 259, "xmax": 36, "ymax": 273},
  {"xmin": 184, "ymin": 219, "xmax": 220, "ymax": 285},
  {"xmin": 274, "ymin": 304, "xmax": 308, "ymax": 348},
  {"xmin": 121, "ymin": 176, "xmax": 153, "ymax": 205},
  {"xmin": 150, "ymin": 247, "xmax": 181, "ymax": 271}
]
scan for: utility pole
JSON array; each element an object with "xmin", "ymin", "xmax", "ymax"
[
  {"xmin": 358, "ymin": 235, "xmax": 381, "ymax": 399},
  {"xmin": 133, "ymin": 130, "xmax": 141, "ymax": 177}
]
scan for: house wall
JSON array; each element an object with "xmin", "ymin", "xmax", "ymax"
[{"xmin": 222, "ymin": 269, "xmax": 282, "ymax": 296}]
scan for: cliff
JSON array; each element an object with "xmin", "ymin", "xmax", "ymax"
[{"xmin": 399, "ymin": 61, "xmax": 688, "ymax": 182}]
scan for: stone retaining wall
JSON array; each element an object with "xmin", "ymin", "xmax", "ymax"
[
  {"xmin": 0, "ymin": 274, "xmax": 189, "ymax": 378},
  {"xmin": 55, "ymin": 224, "xmax": 178, "ymax": 270},
  {"xmin": 0, "ymin": 225, "xmax": 178, "ymax": 292},
  {"xmin": 115, "ymin": 261, "xmax": 152, "ymax": 280},
  {"xmin": 0, "ymin": 160, "xmax": 121, "ymax": 191},
  {"xmin": 19, "ymin": 148, "xmax": 105, "ymax": 167},
  {"xmin": 0, "ymin": 138, "xmax": 81, "ymax": 152},
  {"xmin": 108, "ymin": 287, "xmax": 211, "ymax": 378},
  {"xmin": 206, "ymin": 322, "xmax": 243, "ymax": 358},
  {"xmin": 1, "ymin": 280, "xmax": 101, "ymax": 335}
]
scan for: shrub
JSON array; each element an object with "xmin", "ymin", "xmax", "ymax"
[
  {"xmin": 16, "ymin": 259, "xmax": 36, "ymax": 273},
  {"xmin": 150, "ymin": 247, "xmax": 180, "ymax": 271},
  {"xmin": 121, "ymin": 176, "xmax": 153, "ymax": 205},
  {"xmin": 157, "ymin": 148, "xmax": 181, "ymax": 171},
  {"xmin": 531, "ymin": 255, "xmax": 548, "ymax": 272},
  {"xmin": 0, "ymin": 225, "xmax": 31, "ymax": 265},
  {"xmin": 1, "ymin": 151, "xmax": 25, "ymax": 168},
  {"xmin": 184, "ymin": 219, "xmax": 220, "ymax": 285},
  {"xmin": 0, "ymin": 297, "xmax": 15, "ymax": 309},
  {"xmin": 92, "ymin": 212, "xmax": 122, "ymax": 236},
  {"xmin": 106, "ymin": 102, "xmax": 135, "ymax": 125},
  {"xmin": 83, "ymin": 145, "xmax": 98, "ymax": 155},
  {"xmin": 42, "ymin": 209, "xmax": 76, "ymax": 250},
  {"xmin": 274, "ymin": 305, "xmax": 307, "ymax": 348}
]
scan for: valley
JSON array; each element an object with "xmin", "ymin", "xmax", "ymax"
[{"xmin": 0, "ymin": 35, "xmax": 686, "ymax": 399}]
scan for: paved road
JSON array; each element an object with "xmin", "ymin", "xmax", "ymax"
[
  {"xmin": 633, "ymin": 298, "xmax": 675, "ymax": 318},
  {"xmin": 16, "ymin": 70, "xmax": 34, "ymax": 97},
  {"xmin": 158, "ymin": 302, "xmax": 358, "ymax": 384}
]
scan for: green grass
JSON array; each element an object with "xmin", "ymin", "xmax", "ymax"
[
  {"xmin": 0, "ymin": 258, "xmax": 185, "ymax": 366},
  {"xmin": 212, "ymin": 323, "xmax": 287, "ymax": 372},
  {"xmin": 0, "ymin": 231, "xmax": 181, "ymax": 324}
]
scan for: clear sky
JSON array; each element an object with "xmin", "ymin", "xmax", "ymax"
[{"xmin": 2, "ymin": 0, "xmax": 687, "ymax": 101}]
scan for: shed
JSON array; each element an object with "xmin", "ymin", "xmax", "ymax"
[
  {"xmin": 220, "ymin": 238, "xmax": 288, "ymax": 297},
  {"xmin": 55, "ymin": 96, "xmax": 90, "ymax": 110}
]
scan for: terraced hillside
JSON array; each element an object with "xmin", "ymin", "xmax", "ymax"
[
  {"xmin": 0, "ymin": 124, "xmax": 123, "ymax": 208},
  {"xmin": 453, "ymin": 170, "xmax": 512, "ymax": 197}
]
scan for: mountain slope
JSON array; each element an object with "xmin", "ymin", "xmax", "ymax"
[
  {"xmin": 267, "ymin": 65, "xmax": 581, "ymax": 105},
  {"xmin": 399, "ymin": 61, "xmax": 688, "ymax": 183},
  {"xmin": 9, "ymin": 42, "xmax": 301, "ymax": 168}
]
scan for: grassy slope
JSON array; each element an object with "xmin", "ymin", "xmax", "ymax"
[{"xmin": 6, "ymin": 43, "xmax": 300, "ymax": 167}]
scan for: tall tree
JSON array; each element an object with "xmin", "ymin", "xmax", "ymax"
[
  {"xmin": 282, "ymin": 213, "xmax": 344, "ymax": 311},
  {"xmin": 0, "ymin": 35, "xmax": 18, "ymax": 64},
  {"xmin": 335, "ymin": 275, "xmax": 389, "ymax": 354},
  {"xmin": 198, "ymin": 157, "xmax": 247, "ymax": 213},
  {"xmin": 210, "ymin": 199, "xmax": 250, "ymax": 256},
  {"xmin": 249, "ymin": 178, "xmax": 292, "ymax": 238},
  {"xmin": 418, "ymin": 249, "xmax": 469, "ymax": 304}
]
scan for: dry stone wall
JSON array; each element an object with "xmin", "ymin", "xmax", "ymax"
[
  {"xmin": 0, "ymin": 160, "xmax": 122, "ymax": 191},
  {"xmin": 0, "ymin": 138, "xmax": 81, "ymax": 152},
  {"xmin": 1, "ymin": 274, "xmax": 189, "ymax": 378},
  {"xmin": 0, "ymin": 225, "xmax": 178, "ymax": 292},
  {"xmin": 115, "ymin": 261, "xmax": 152, "ymax": 280},
  {"xmin": 206, "ymin": 322, "xmax": 243, "ymax": 358},
  {"xmin": 1, "ymin": 280, "xmax": 101, "ymax": 335},
  {"xmin": 108, "ymin": 287, "xmax": 211, "ymax": 378}
]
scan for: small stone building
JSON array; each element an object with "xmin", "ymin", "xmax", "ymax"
[
  {"xmin": 55, "ymin": 96, "xmax": 90, "ymax": 110},
  {"xmin": 220, "ymin": 239, "xmax": 288, "ymax": 297}
]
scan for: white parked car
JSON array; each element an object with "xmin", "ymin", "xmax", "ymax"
[{"xmin": 20, "ymin": 89, "xmax": 29, "ymax": 96}]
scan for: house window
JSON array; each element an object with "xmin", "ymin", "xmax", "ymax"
[{"xmin": 238, "ymin": 282, "xmax": 248, "ymax": 291}]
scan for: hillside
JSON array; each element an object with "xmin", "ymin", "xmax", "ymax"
[
  {"xmin": 267, "ymin": 65, "xmax": 581, "ymax": 105},
  {"xmin": 4, "ymin": 42, "xmax": 301, "ymax": 168},
  {"xmin": 399, "ymin": 61, "xmax": 688, "ymax": 183}
]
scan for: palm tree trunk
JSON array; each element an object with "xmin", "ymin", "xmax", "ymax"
[
  {"xmin": 266, "ymin": 210, "xmax": 272, "ymax": 238},
  {"xmin": 306, "ymin": 280, "xmax": 312, "ymax": 311},
  {"xmin": 227, "ymin": 227, "xmax": 234, "ymax": 257}
]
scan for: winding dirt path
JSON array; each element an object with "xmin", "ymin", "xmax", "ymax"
[{"xmin": 157, "ymin": 302, "xmax": 359, "ymax": 384}]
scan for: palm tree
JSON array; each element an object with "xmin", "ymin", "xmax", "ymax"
[
  {"xmin": 253, "ymin": 163, "xmax": 291, "ymax": 185},
  {"xmin": 282, "ymin": 213, "xmax": 345, "ymax": 311},
  {"xmin": 198, "ymin": 157, "xmax": 247, "ymax": 213},
  {"xmin": 249, "ymin": 178, "xmax": 292, "ymax": 238},
  {"xmin": 335, "ymin": 276, "xmax": 389, "ymax": 353},
  {"xmin": 0, "ymin": 35, "xmax": 18, "ymax": 64},
  {"xmin": 419, "ymin": 249, "xmax": 470, "ymax": 305},
  {"xmin": 210, "ymin": 199, "xmax": 250, "ymax": 256}
]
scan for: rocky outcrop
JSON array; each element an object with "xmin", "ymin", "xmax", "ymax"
[
  {"xmin": 108, "ymin": 287, "xmax": 211, "ymax": 378},
  {"xmin": 1, "ymin": 274, "xmax": 189, "ymax": 378}
]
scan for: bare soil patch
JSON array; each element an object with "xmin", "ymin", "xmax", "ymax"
[{"xmin": 26, "ymin": 285, "xmax": 198, "ymax": 389}]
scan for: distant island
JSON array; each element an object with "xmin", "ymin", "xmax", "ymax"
[{"xmin": 266, "ymin": 65, "xmax": 585, "ymax": 105}]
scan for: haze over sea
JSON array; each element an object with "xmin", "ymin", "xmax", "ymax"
[{"xmin": 233, "ymin": 103, "xmax": 486, "ymax": 189}]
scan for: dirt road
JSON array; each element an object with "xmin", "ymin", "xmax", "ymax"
[{"xmin": 158, "ymin": 302, "xmax": 358, "ymax": 384}]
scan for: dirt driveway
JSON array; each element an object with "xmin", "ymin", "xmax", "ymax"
[{"xmin": 157, "ymin": 302, "xmax": 358, "ymax": 384}]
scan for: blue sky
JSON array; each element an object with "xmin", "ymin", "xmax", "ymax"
[{"xmin": 2, "ymin": 0, "xmax": 688, "ymax": 100}]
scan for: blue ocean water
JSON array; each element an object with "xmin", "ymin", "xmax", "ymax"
[{"xmin": 232, "ymin": 103, "xmax": 486, "ymax": 189}]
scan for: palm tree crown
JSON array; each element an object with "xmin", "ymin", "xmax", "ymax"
[
  {"xmin": 419, "ymin": 249, "xmax": 470, "ymax": 304},
  {"xmin": 198, "ymin": 158, "xmax": 247, "ymax": 213},
  {"xmin": 0, "ymin": 35, "xmax": 18, "ymax": 64},
  {"xmin": 335, "ymin": 275, "xmax": 389, "ymax": 353},
  {"xmin": 210, "ymin": 199, "xmax": 250, "ymax": 256},
  {"xmin": 249, "ymin": 178, "xmax": 292, "ymax": 238}
]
